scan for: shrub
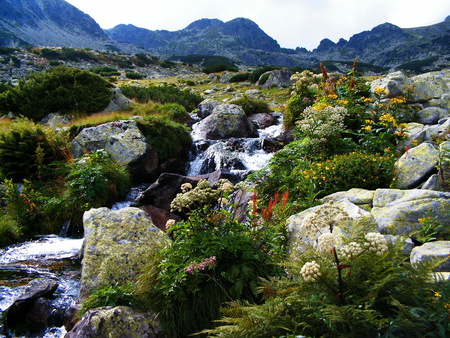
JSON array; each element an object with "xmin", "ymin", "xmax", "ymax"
[
  {"xmin": 125, "ymin": 71, "xmax": 145, "ymax": 79},
  {"xmin": 207, "ymin": 203, "xmax": 449, "ymax": 337},
  {"xmin": 248, "ymin": 66, "xmax": 277, "ymax": 83},
  {"xmin": 202, "ymin": 63, "xmax": 238, "ymax": 74},
  {"xmin": 0, "ymin": 212, "xmax": 22, "ymax": 247},
  {"xmin": 136, "ymin": 116, "xmax": 192, "ymax": 162},
  {"xmin": 1, "ymin": 66, "xmax": 112, "ymax": 120},
  {"xmin": 154, "ymin": 103, "xmax": 190, "ymax": 124},
  {"xmin": 0, "ymin": 118, "xmax": 69, "ymax": 181},
  {"xmin": 229, "ymin": 73, "xmax": 250, "ymax": 83},
  {"xmin": 120, "ymin": 85, "xmax": 203, "ymax": 111},
  {"xmin": 302, "ymin": 152, "xmax": 395, "ymax": 198},
  {"xmin": 90, "ymin": 66, "xmax": 120, "ymax": 77},
  {"xmin": 231, "ymin": 95, "xmax": 270, "ymax": 116}
]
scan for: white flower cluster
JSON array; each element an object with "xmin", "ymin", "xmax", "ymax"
[
  {"xmin": 301, "ymin": 202, "xmax": 350, "ymax": 234},
  {"xmin": 338, "ymin": 242, "xmax": 362, "ymax": 261},
  {"xmin": 165, "ymin": 219, "xmax": 176, "ymax": 229},
  {"xmin": 301, "ymin": 261, "xmax": 321, "ymax": 282},
  {"xmin": 317, "ymin": 232, "xmax": 336, "ymax": 252},
  {"xmin": 364, "ymin": 232, "xmax": 389, "ymax": 256},
  {"xmin": 216, "ymin": 179, "xmax": 234, "ymax": 193},
  {"xmin": 181, "ymin": 183, "xmax": 192, "ymax": 193}
]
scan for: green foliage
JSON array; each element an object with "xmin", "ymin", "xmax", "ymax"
[
  {"xmin": 0, "ymin": 66, "xmax": 112, "ymax": 120},
  {"xmin": 90, "ymin": 66, "xmax": 120, "ymax": 77},
  {"xmin": 0, "ymin": 212, "xmax": 22, "ymax": 247},
  {"xmin": 80, "ymin": 284, "xmax": 139, "ymax": 316},
  {"xmin": 0, "ymin": 118, "xmax": 69, "ymax": 181},
  {"xmin": 136, "ymin": 181, "xmax": 285, "ymax": 337},
  {"xmin": 120, "ymin": 84, "xmax": 203, "ymax": 111},
  {"xmin": 302, "ymin": 152, "xmax": 395, "ymax": 198},
  {"xmin": 133, "ymin": 53, "xmax": 157, "ymax": 67},
  {"xmin": 207, "ymin": 204, "xmax": 449, "ymax": 337},
  {"xmin": 202, "ymin": 63, "xmax": 238, "ymax": 74},
  {"xmin": 228, "ymin": 73, "xmax": 250, "ymax": 83},
  {"xmin": 160, "ymin": 60, "xmax": 176, "ymax": 68},
  {"xmin": 153, "ymin": 103, "xmax": 191, "ymax": 124},
  {"xmin": 248, "ymin": 66, "xmax": 277, "ymax": 83},
  {"xmin": 171, "ymin": 54, "xmax": 236, "ymax": 68},
  {"xmin": 40, "ymin": 47, "xmax": 97, "ymax": 62},
  {"xmin": 231, "ymin": 95, "xmax": 270, "ymax": 116},
  {"xmin": 125, "ymin": 71, "xmax": 145, "ymax": 79},
  {"xmin": 0, "ymin": 47, "xmax": 17, "ymax": 55},
  {"xmin": 136, "ymin": 116, "xmax": 192, "ymax": 162}
]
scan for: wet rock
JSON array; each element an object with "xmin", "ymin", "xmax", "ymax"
[
  {"xmin": 5, "ymin": 277, "xmax": 58, "ymax": 333},
  {"xmin": 248, "ymin": 113, "xmax": 274, "ymax": 129},
  {"xmin": 65, "ymin": 306, "xmax": 162, "ymax": 338},
  {"xmin": 194, "ymin": 104, "xmax": 255, "ymax": 140}
]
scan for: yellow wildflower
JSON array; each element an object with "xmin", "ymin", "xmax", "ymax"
[
  {"xmin": 363, "ymin": 97, "xmax": 373, "ymax": 103},
  {"xmin": 362, "ymin": 125, "xmax": 372, "ymax": 132},
  {"xmin": 411, "ymin": 139, "xmax": 419, "ymax": 147},
  {"xmin": 365, "ymin": 119, "xmax": 375, "ymax": 124},
  {"xmin": 434, "ymin": 291, "xmax": 442, "ymax": 298},
  {"xmin": 374, "ymin": 87, "xmax": 388, "ymax": 95},
  {"xmin": 395, "ymin": 131, "xmax": 407, "ymax": 138},
  {"xmin": 313, "ymin": 102, "xmax": 330, "ymax": 110},
  {"xmin": 328, "ymin": 94, "xmax": 338, "ymax": 100},
  {"xmin": 337, "ymin": 100, "xmax": 348, "ymax": 105}
]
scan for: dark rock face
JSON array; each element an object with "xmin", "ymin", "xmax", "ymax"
[{"xmin": 4, "ymin": 277, "xmax": 59, "ymax": 334}]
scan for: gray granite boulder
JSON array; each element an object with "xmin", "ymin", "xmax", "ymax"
[
  {"xmin": 371, "ymin": 189, "xmax": 450, "ymax": 235},
  {"xmin": 410, "ymin": 241, "xmax": 450, "ymax": 272},
  {"xmin": 102, "ymin": 87, "xmax": 134, "ymax": 113},
  {"xmin": 78, "ymin": 207, "xmax": 168, "ymax": 302},
  {"xmin": 394, "ymin": 142, "xmax": 439, "ymax": 189},
  {"xmin": 193, "ymin": 104, "xmax": 255, "ymax": 140},
  {"xmin": 416, "ymin": 107, "xmax": 448, "ymax": 125},
  {"xmin": 259, "ymin": 69, "xmax": 293, "ymax": 88},
  {"xmin": 197, "ymin": 98, "xmax": 222, "ymax": 118},
  {"xmin": 410, "ymin": 72, "xmax": 450, "ymax": 103},
  {"xmin": 65, "ymin": 306, "xmax": 162, "ymax": 338},
  {"xmin": 71, "ymin": 120, "xmax": 159, "ymax": 180}
]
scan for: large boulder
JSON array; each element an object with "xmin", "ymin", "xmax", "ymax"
[
  {"xmin": 102, "ymin": 87, "xmax": 134, "ymax": 113},
  {"xmin": 194, "ymin": 104, "xmax": 255, "ymax": 140},
  {"xmin": 78, "ymin": 207, "xmax": 168, "ymax": 302},
  {"xmin": 4, "ymin": 278, "xmax": 58, "ymax": 334},
  {"xmin": 197, "ymin": 98, "xmax": 222, "ymax": 118},
  {"xmin": 370, "ymin": 71, "xmax": 412, "ymax": 98},
  {"xmin": 65, "ymin": 306, "xmax": 162, "ymax": 338},
  {"xmin": 371, "ymin": 189, "xmax": 450, "ymax": 235},
  {"xmin": 416, "ymin": 107, "xmax": 448, "ymax": 125},
  {"xmin": 394, "ymin": 142, "xmax": 439, "ymax": 189},
  {"xmin": 410, "ymin": 72, "xmax": 450, "ymax": 103},
  {"xmin": 410, "ymin": 241, "xmax": 450, "ymax": 272},
  {"xmin": 71, "ymin": 120, "xmax": 159, "ymax": 180},
  {"xmin": 259, "ymin": 69, "xmax": 293, "ymax": 88}
]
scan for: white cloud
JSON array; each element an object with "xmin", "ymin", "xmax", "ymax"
[{"xmin": 66, "ymin": 0, "xmax": 450, "ymax": 50}]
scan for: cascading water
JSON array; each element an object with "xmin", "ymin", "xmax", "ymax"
[
  {"xmin": 0, "ymin": 236, "xmax": 83, "ymax": 337},
  {"xmin": 187, "ymin": 112, "xmax": 283, "ymax": 176}
]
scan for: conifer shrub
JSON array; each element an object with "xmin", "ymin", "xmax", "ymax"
[
  {"xmin": 120, "ymin": 85, "xmax": 203, "ymax": 111},
  {"xmin": 0, "ymin": 66, "xmax": 112, "ymax": 121},
  {"xmin": 228, "ymin": 73, "xmax": 250, "ymax": 82},
  {"xmin": 125, "ymin": 71, "xmax": 145, "ymax": 79},
  {"xmin": 136, "ymin": 116, "xmax": 192, "ymax": 162},
  {"xmin": 202, "ymin": 63, "xmax": 238, "ymax": 74},
  {"xmin": 90, "ymin": 66, "xmax": 120, "ymax": 77},
  {"xmin": 153, "ymin": 103, "xmax": 191, "ymax": 124},
  {"xmin": 231, "ymin": 95, "xmax": 270, "ymax": 116}
]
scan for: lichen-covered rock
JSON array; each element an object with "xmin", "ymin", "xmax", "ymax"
[
  {"xmin": 410, "ymin": 72, "xmax": 450, "ymax": 103},
  {"xmin": 394, "ymin": 142, "xmax": 439, "ymax": 189},
  {"xmin": 65, "ymin": 306, "xmax": 162, "ymax": 338},
  {"xmin": 410, "ymin": 241, "xmax": 450, "ymax": 272},
  {"xmin": 421, "ymin": 141, "xmax": 450, "ymax": 191},
  {"xmin": 102, "ymin": 88, "xmax": 134, "ymax": 113},
  {"xmin": 197, "ymin": 98, "xmax": 222, "ymax": 118},
  {"xmin": 259, "ymin": 69, "xmax": 292, "ymax": 88},
  {"xmin": 194, "ymin": 104, "xmax": 255, "ymax": 140},
  {"xmin": 396, "ymin": 122, "xmax": 428, "ymax": 151},
  {"xmin": 71, "ymin": 120, "xmax": 158, "ymax": 179},
  {"xmin": 371, "ymin": 189, "xmax": 450, "ymax": 234},
  {"xmin": 78, "ymin": 207, "xmax": 168, "ymax": 302},
  {"xmin": 321, "ymin": 188, "xmax": 375, "ymax": 209},
  {"xmin": 370, "ymin": 71, "xmax": 412, "ymax": 98},
  {"xmin": 426, "ymin": 117, "xmax": 450, "ymax": 141},
  {"xmin": 416, "ymin": 107, "xmax": 448, "ymax": 125}
]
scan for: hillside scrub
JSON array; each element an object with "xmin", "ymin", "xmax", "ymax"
[{"xmin": 0, "ymin": 66, "xmax": 112, "ymax": 121}]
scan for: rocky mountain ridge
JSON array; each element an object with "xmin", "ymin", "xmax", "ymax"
[{"xmin": 0, "ymin": 0, "xmax": 449, "ymax": 71}]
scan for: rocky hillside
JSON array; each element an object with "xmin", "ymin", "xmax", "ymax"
[
  {"xmin": 0, "ymin": 0, "xmax": 113, "ymax": 50},
  {"xmin": 0, "ymin": 0, "xmax": 449, "ymax": 71},
  {"xmin": 314, "ymin": 16, "xmax": 450, "ymax": 70}
]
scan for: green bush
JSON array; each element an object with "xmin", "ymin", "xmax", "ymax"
[
  {"xmin": 0, "ymin": 212, "xmax": 22, "ymax": 247},
  {"xmin": 0, "ymin": 66, "xmax": 112, "ymax": 120},
  {"xmin": 120, "ymin": 85, "xmax": 203, "ymax": 111},
  {"xmin": 125, "ymin": 71, "xmax": 145, "ymax": 79},
  {"xmin": 248, "ymin": 66, "xmax": 277, "ymax": 83},
  {"xmin": 228, "ymin": 73, "xmax": 250, "ymax": 83},
  {"xmin": 302, "ymin": 152, "xmax": 395, "ymax": 198},
  {"xmin": 231, "ymin": 95, "xmax": 270, "ymax": 116},
  {"xmin": 136, "ymin": 117, "xmax": 192, "ymax": 162},
  {"xmin": 154, "ymin": 103, "xmax": 190, "ymax": 124},
  {"xmin": 202, "ymin": 63, "xmax": 238, "ymax": 74},
  {"xmin": 0, "ymin": 118, "xmax": 69, "ymax": 181},
  {"xmin": 90, "ymin": 66, "xmax": 120, "ymax": 77}
]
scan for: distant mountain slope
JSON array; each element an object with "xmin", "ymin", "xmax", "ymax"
[
  {"xmin": 0, "ymin": 0, "xmax": 112, "ymax": 49},
  {"xmin": 314, "ymin": 16, "xmax": 450, "ymax": 68}
]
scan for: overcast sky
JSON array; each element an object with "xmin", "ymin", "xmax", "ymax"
[{"xmin": 65, "ymin": 0, "xmax": 450, "ymax": 51}]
